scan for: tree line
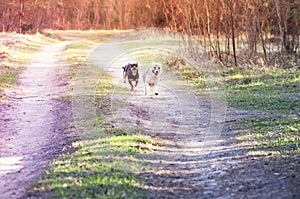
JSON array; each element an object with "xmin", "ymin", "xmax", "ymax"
[{"xmin": 1, "ymin": 0, "xmax": 299, "ymax": 65}]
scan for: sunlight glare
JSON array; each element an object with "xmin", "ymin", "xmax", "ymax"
[{"xmin": 0, "ymin": 156, "xmax": 23, "ymax": 174}]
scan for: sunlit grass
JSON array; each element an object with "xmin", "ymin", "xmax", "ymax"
[
  {"xmin": 238, "ymin": 118, "xmax": 300, "ymax": 154},
  {"xmin": 221, "ymin": 66, "xmax": 300, "ymax": 157},
  {"xmin": 182, "ymin": 64, "xmax": 299, "ymax": 114},
  {"xmin": 44, "ymin": 29, "xmax": 121, "ymax": 42},
  {"xmin": 29, "ymin": 130, "xmax": 153, "ymax": 198},
  {"xmin": 0, "ymin": 33, "xmax": 57, "ymax": 95},
  {"xmin": 30, "ymin": 143, "xmax": 147, "ymax": 198},
  {"xmin": 60, "ymin": 40, "xmax": 97, "ymax": 88},
  {"xmin": 226, "ymin": 69, "xmax": 300, "ymax": 115}
]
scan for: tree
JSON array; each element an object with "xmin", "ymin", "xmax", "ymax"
[
  {"xmin": 18, "ymin": 0, "xmax": 24, "ymax": 33},
  {"xmin": 275, "ymin": 0, "xmax": 299, "ymax": 53},
  {"xmin": 0, "ymin": 0, "xmax": 299, "ymax": 65}
]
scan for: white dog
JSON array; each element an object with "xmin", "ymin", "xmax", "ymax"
[{"xmin": 143, "ymin": 61, "xmax": 162, "ymax": 96}]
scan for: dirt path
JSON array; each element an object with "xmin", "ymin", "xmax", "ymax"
[
  {"xmin": 86, "ymin": 38, "xmax": 299, "ymax": 198},
  {"xmin": 0, "ymin": 42, "xmax": 74, "ymax": 198}
]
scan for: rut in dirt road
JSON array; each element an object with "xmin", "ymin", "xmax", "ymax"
[{"xmin": 0, "ymin": 42, "xmax": 74, "ymax": 199}]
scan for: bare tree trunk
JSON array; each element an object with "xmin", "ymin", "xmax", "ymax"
[
  {"xmin": 228, "ymin": 0, "xmax": 237, "ymax": 66},
  {"xmin": 204, "ymin": 0, "xmax": 212, "ymax": 57},
  {"xmin": 246, "ymin": 0, "xmax": 257, "ymax": 57},
  {"xmin": 275, "ymin": 0, "xmax": 290, "ymax": 53},
  {"xmin": 259, "ymin": 25, "xmax": 267, "ymax": 63},
  {"xmin": 19, "ymin": 0, "xmax": 24, "ymax": 33},
  {"xmin": 162, "ymin": 0, "xmax": 170, "ymax": 28},
  {"xmin": 216, "ymin": 0, "xmax": 222, "ymax": 62},
  {"xmin": 93, "ymin": 0, "xmax": 100, "ymax": 28}
]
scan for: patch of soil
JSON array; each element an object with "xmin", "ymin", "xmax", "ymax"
[{"xmin": 0, "ymin": 42, "xmax": 76, "ymax": 198}]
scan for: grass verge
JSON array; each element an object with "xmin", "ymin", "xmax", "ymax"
[
  {"xmin": 225, "ymin": 67, "xmax": 300, "ymax": 115},
  {"xmin": 29, "ymin": 131, "xmax": 152, "ymax": 198},
  {"xmin": 0, "ymin": 33, "xmax": 57, "ymax": 98},
  {"xmin": 224, "ymin": 67, "xmax": 299, "ymax": 155},
  {"xmin": 238, "ymin": 118, "xmax": 299, "ymax": 155},
  {"xmin": 225, "ymin": 67, "xmax": 299, "ymax": 154},
  {"xmin": 44, "ymin": 29, "xmax": 118, "ymax": 42}
]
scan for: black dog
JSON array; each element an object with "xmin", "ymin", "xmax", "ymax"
[{"xmin": 122, "ymin": 63, "xmax": 139, "ymax": 91}]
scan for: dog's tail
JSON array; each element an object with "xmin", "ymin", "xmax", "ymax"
[{"xmin": 123, "ymin": 64, "xmax": 130, "ymax": 72}]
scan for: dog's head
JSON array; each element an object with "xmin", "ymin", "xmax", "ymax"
[
  {"xmin": 129, "ymin": 63, "xmax": 139, "ymax": 76},
  {"xmin": 150, "ymin": 61, "xmax": 162, "ymax": 77}
]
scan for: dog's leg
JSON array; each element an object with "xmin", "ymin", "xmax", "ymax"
[
  {"xmin": 150, "ymin": 86, "xmax": 155, "ymax": 96},
  {"xmin": 154, "ymin": 83, "xmax": 159, "ymax": 95},
  {"xmin": 123, "ymin": 71, "xmax": 127, "ymax": 83},
  {"xmin": 128, "ymin": 80, "xmax": 134, "ymax": 91},
  {"xmin": 144, "ymin": 84, "xmax": 148, "ymax": 96},
  {"xmin": 145, "ymin": 84, "xmax": 151, "ymax": 96},
  {"xmin": 134, "ymin": 80, "xmax": 139, "ymax": 91}
]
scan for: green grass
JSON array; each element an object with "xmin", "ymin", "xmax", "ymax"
[
  {"xmin": 226, "ymin": 68, "xmax": 300, "ymax": 115},
  {"xmin": 177, "ymin": 68, "xmax": 206, "ymax": 86},
  {"xmin": 63, "ymin": 41, "xmax": 96, "ymax": 63},
  {"xmin": 0, "ymin": 68, "xmax": 20, "ymax": 90},
  {"xmin": 239, "ymin": 118, "xmax": 300, "ymax": 154},
  {"xmin": 29, "ymin": 131, "xmax": 153, "ymax": 198}
]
